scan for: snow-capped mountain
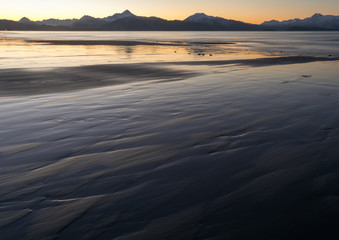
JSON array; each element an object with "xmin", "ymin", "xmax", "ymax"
[
  {"xmin": 185, "ymin": 13, "xmax": 231, "ymax": 25},
  {"xmin": 1, "ymin": 12, "xmax": 339, "ymax": 31},
  {"xmin": 18, "ymin": 17, "xmax": 35, "ymax": 24},
  {"xmin": 184, "ymin": 13, "xmax": 258, "ymax": 30},
  {"xmin": 38, "ymin": 19, "xmax": 77, "ymax": 27},
  {"xmin": 11, "ymin": 11, "xmax": 258, "ymax": 30},
  {"xmin": 18, "ymin": 10, "xmax": 137, "ymax": 28},
  {"xmin": 103, "ymin": 10, "xmax": 136, "ymax": 22},
  {"xmin": 261, "ymin": 13, "xmax": 339, "ymax": 30}
]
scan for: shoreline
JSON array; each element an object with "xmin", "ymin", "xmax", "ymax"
[
  {"xmin": 0, "ymin": 56, "xmax": 338, "ymax": 97},
  {"xmin": 25, "ymin": 39, "xmax": 235, "ymax": 46},
  {"xmin": 1, "ymin": 60, "xmax": 339, "ymax": 239}
]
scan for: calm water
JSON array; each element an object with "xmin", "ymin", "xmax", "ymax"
[{"xmin": 1, "ymin": 31, "xmax": 339, "ymax": 68}]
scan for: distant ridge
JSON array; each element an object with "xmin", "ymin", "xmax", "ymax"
[
  {"xmin": 1, "ymin": 11, "xmax": 339, "ymax": 31},
  {"xmin": 262, "ymin": 13, "xmax": 339, "ymax": 30}
]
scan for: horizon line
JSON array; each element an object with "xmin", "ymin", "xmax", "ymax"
[{"xmin": 2, "ymin": 10, "xmax": 335, "ymax": 25}]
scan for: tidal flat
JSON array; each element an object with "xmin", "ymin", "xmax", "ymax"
[{"xmin": 0, "ymin": 31, "xmax": 339, "ymax": 240}]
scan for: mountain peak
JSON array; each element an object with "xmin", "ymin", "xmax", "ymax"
[
  {"xmin": 19, "ymin": 17, "xmax": 32, "ymax": 24},
  {"xmin": 184, "ymin": 13, "xmax": 234, "ymax": 23},
  {"xmin": 119, "ymin": 10, "xmax": 135, "ymax": 17},
  {"xmin": 184, "ymin": 13, "xmax": 212, "ymax": 22},
  {"xmin": 122, "ymin": 10, "xmax": 132, "ymax": 15},
  {"xmin": 312, "ymin": 13, "xmax": 323, "ymax": 18},
  {"xmin": 80, "ymin": 15, "xmax": 95, "ymax": 21},
  {"xmin": 192, "ymin": 13, "xmax": 208, "ymax": 17},
  {"xmin": 104, "ymin": 10, "xmax": 136, "ymax": 22},
  {"xmin": 261, "ymin": 13, "xmax": 339, "ymax": 30}
]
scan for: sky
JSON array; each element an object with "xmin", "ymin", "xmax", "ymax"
[{"xmin": 1, "ymin": 0, "xmax": 339, "ymax": 24}]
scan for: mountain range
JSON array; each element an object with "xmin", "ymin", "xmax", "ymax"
[
  {"xmin": 262, "ymin": 13, "xmax": 339, "ymax": 30},
  {"xmin": 1, "ymin": 10, "xmax": 339, "ymax": 31}
]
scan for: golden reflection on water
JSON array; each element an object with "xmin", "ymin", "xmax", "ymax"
[{"xmin": 0, "ymin": 38, "xmax": 266, "ymax": 69}]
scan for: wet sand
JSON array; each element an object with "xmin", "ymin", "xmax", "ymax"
[
  {"xmin": 0, "ymin": 64, "xmax": 198, "ymax": 97},
  {"xmin": 166, "ymin": 56, "xmax": 339, "ymax": 67},
  {"xmin": 1, "ymin": 32, "xmax": 339, "ymax": 240},
  {"xmin": 1, "ymin": 61, "xmax": 339, "ymax": 239},
  {"xmin": 0, "ymin": 56, "xmax": 337, "ymax": 97}
]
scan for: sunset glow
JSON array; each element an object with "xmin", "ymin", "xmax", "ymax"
[{"xmin": 1, "ymin": 0, "xmax": 339, "ymax": 24}]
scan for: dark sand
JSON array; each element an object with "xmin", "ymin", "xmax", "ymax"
[
  {"xmin": 0, "ymin": 64, "xmax": 198, "ymax": 97},
  {"xmin": 1, "ymin": 51, "xmax": 339, "ymax": 239},
  {"xmin": 0, "ymin": 56, "xmax": 337, "ymax": 97},
  {"xmin": 165, "ymin": 56, "xmax": 339, "ymax": 67}
]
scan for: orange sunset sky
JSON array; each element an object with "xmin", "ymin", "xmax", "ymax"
[{"xmin": 1, "ymin": 0, "xmax": 339, "ymax": 24}]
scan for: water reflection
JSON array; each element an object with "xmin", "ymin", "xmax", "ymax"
[{"xmin": 0, "ymin": 32, "xmax": 278, "ymax": 69}]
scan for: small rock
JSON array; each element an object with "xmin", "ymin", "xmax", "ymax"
[{"xmin": 301, "ymin": 75, "xmax": 312, "ymax": 78}]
